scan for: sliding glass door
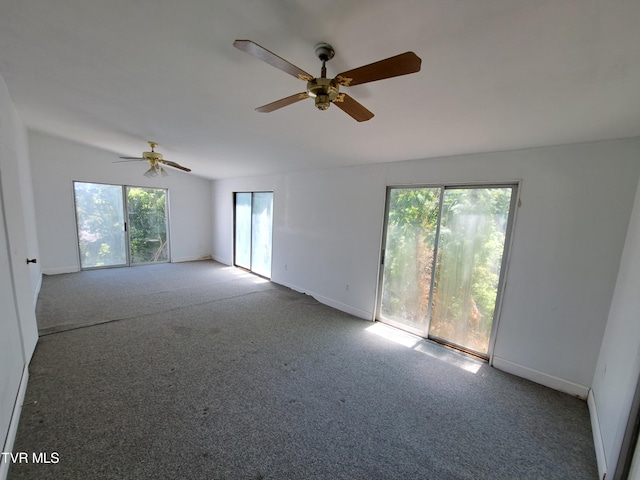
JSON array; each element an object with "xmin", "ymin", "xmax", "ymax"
[
  {"xmin": 127, "ymin": 187, "xmax": 169, "ymax": 264},
  {"xmin": 378, "ymin": 185, "xmax": 517, "ymax": 357},
  {"xmin": 234, "ymin": 193, "xmax": 252, "ymax": 270},
  {"xmin": 74, "ymin": 182, "xmax": 128, "ymax": 268},
  {"xmin": 379, "ymin": 187, "xmax": 441, "ymax": 334},
  {"xmin": 234, "ymin": 192, "xmax": 273, "ymax": 278},
  {"xmin": 74, "ymin": 182, "xmax": 169, "ymax": 269}
]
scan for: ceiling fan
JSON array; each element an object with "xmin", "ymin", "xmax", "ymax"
[
  {"xmin": 117, "ymin": 142, "xmax": 191, "ymax": 178},
  {"xmin": 233, "ymin": 40, "xmax": 421, "ymax": 122}
]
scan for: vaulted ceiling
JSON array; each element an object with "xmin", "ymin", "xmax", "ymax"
[{"xmin": 1, "ymin": 0, "xmax": 639, "ymax": 179}]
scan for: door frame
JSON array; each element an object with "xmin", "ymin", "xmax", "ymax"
[
  {"xmin": 375, "ymin": 181, "xmax": 520, "ymax": 360},
  {"xmin": 72, "ymin": 181, "xmax": 171, "ymax": 270},
  {"xmin": 233, "ymin": 191, "xmax": 274, "ymax": 279}
]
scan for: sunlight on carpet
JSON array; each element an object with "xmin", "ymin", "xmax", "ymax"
[{"xmin": 366, "ymin": 322, "xmax": 482, "ymax": 374}]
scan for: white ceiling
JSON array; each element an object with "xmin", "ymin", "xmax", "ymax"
[{"xmin": 1, "ymin": 0, "xmax": 639, "ymax": 180}]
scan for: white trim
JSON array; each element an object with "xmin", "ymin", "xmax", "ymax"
[
  {"xmin": 276, "ymin": 280, "xmax": 373, "ymax": 321},
  {"xmin": 41, "ymin": 266, "xmax": 79, "ymax": 275},
  {"xmin": 32, "ymin": 271, "xmax": 42, "ymax": 306},
  {"xmin": 588, "ymin": 389, "xmax": 608, "ymax": 480},
  {"xmin": 171, "ymin": 255, "xmax": 212, "ymax": 263},
  {"xmin": 311, "ymin": 293, "xmax": 373, "ymax": 321},
  {"xmin": 492, "ymin": 355, "xmax": 590, "ymax": 399},
  {"xmin": 1, "ymin": 366, "xmax": 29, "ymax": 480},
  {"xmin": 211, "ymin": 255, "xmax": 232, "ymax": 266}
]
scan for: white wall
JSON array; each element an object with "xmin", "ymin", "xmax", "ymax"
[
  {"xmin": 590, "ymin": 173, "xmax": 640, "ymax": 479},
  {"xmin": 0, "ymin": 73, "xmax": 39, "ymax": 479},
  {"xmin": 212, "ymin": 138, "xmax": 640, "ymax": 397},
  {"xmin": 29, "ymin": 131, "xmax": 213, "ymax": 273}
]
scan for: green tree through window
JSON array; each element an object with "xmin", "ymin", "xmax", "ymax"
[
  {"xmin": 127, "ymin": 187, "xmax": 168, "ymax": 264},
  {"xmin": 381, "ymin": 186, "xmax": 514, "ymax": 354},
  {"xmin": 73, "ymin": 182, "xmax": 169, "ymax": 268}
]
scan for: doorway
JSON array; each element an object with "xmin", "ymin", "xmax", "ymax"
[
  {"xmin": 378, "ymin": 184, "xmax": 517, "ymax": 357},
  {"xmin": 234, "ymin": 192, "xmax": 273, "ymax": 278},
  {"xmin": 73, "ymin": 182, "xmax": 169, "ymax": 269}
]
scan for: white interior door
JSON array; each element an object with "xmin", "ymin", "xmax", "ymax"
[{"xmin": 0, "ymin": 184, "xmax": 27, "ymax": 452}]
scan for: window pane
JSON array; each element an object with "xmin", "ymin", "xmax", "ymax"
[
  {"xmin": 380, "ymin": 188, "xmax": 441, "ymax": 332},
  {"xmin": 74, "ymin": 182, "xmax": 127, "ymax": 268},
  {"xmin": 251, "ymin": 192, "xmax": 273, "ymax": 278},
  {"xmin": 235, "ymin": 193, "xmax": 252, "ymax": 270},
  {"xmin": 127, "ymin": 187, "xmax": 169, "ymax": 264},
  {"xmin": 429, "ymin": 187, "xmax": 513, "ymax": 354}
]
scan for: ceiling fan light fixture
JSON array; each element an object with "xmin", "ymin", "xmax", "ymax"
[
  {"xmin": 118, "ymin": 142, "xmax": 191, "ymax": 176},
  {"xmin": 144, "ymin": 166, "xmax": 158, "ymax": 178},
  {"xmin": 143, "ymin": 162, "xmax": 167, "ymax": 178},
  {"xmin": 315, "ymin": 94, "xmax": 331, "ymax": 110},
  {"xmin": 307, "ymin": 77, "xmax": 339, "ymax": 111}
]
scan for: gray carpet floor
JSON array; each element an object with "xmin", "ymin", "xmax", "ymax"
[{"xmin": 10, "ymin": 261, "xmax": 598, "ymax": 479}]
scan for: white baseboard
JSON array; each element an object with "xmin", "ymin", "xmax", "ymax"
[
  {"xmin": 171, "ymin": 255, "xmax": 212, "ymax": 263},
  {"xmin": 588, "ymin": 389, "xmax": 608, "ymax": 480},
  {"xmin": 274, "ymin": 280, "xmax": 373, "ymax": 321},
  {"xmin": 41, "ymin": 266, "xmax": 79, "ymax": 275},
  {"xmin": 1, "ymin": 366, "xmax": 29, "ymax": 480},
  {"xmin": 211, "ymin": 255, "xmax": 232, "ymax": 266},
  {"xmin": 491, "ymin": 355, "xmax": 590, "ymax": 399},
  {"xmin": 42, "ymin": 257, "xmax": 216, "ymax": 274},
  {"xmin": 311, "ymin": 293, "xmax": 373, "ymax": 321}
]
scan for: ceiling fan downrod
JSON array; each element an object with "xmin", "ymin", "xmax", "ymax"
[{"xmin": 308, "ymin": 42, "xmax": 338, "ymax": 111}]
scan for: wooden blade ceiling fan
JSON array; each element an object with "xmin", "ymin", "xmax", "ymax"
[
  {"xmin": 116, "ymin": 142, "xmax": 191, "ymax": 177},
  {"xmin": 233, "ymin": 40, "xmax": 422, "ymax": 122}
]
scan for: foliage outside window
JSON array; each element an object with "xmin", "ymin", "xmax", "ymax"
[{"xmin": 381, "ymin": 186, "xmax": 513, "ymax": 354}]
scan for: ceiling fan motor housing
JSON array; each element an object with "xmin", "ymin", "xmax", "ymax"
[
  {"xmin": 142, "ymin": 141, "xmax": 162, "ymax": 162},
  {"xmin": 142, "ymin": 151, "xmax": 163, "ymax": 161},
  {"xmin": 307, "ymin": 78, "xmax": 339, "ymax": 110}
]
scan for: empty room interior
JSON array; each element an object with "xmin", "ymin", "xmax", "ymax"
[{"xmin": 1, "ymin": 1, "xmax": 640, "ymax": 479}]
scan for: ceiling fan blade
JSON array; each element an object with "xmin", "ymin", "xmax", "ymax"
[
  {"xmin": 334, "ymin": 52, "xmax": 421, "ymax": 87},
  {"xmin": 160, "ymin": 159, "xmax": 191, "ymax": 172},
  {"xmin": 333, "ymin": 94, "xmax": 374, "ymax": 122},
  {"xmin": 256, "ymin": 92, "xmax": 309, "ymax": 113},
  {"xmin": 117, "ymin": 156, "xmax": 145, "ymax": 161},
  {"xmin": 234, "ymin": 40, "xmax": 314, "ymax": 81}
]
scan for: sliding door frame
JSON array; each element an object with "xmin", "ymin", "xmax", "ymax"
[
  {"xmin": 233, "ymin": 191, "xmax": 274, "ymax": 279},
  {"xmin": 73, "ymin": 181, "xmax": 171, "ymax": 270},
  {"xmin": 376, "ymin": 181, "xmax": 520, "ymax": 360}
]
